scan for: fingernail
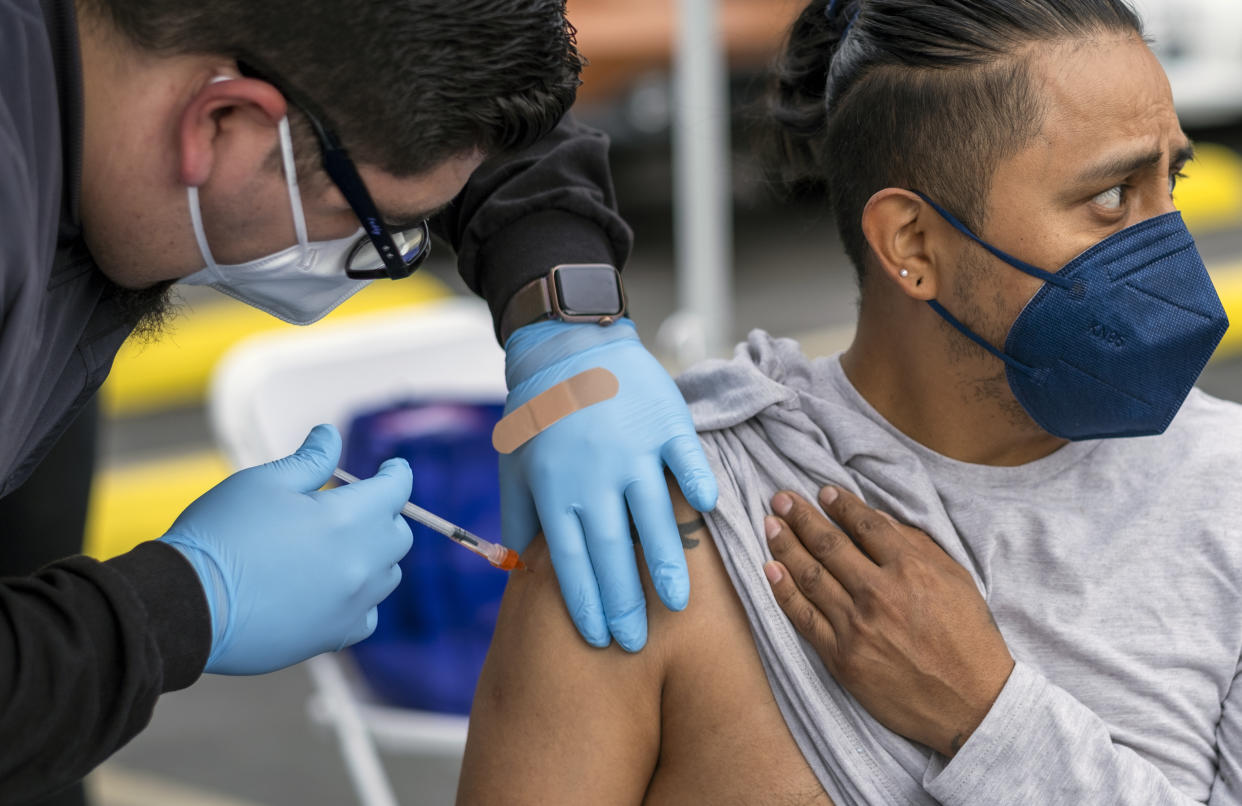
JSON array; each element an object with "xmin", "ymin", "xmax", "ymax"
[
  {"xmin": 764, "ymin": 562, "xmax": 784, "ymax": 584},
  {"xmin": 694, "ymin": 479, "xmax": 719, "ymax": 511},
  {"xmin": 612, "ymin": 620, "xmax": 647, "ymax": 653},
  {"xmin": 764, "ymin": 516, "xmax": 782, "ymax": 541},
  {"xmin": 821, "ymin": 486, "xmax": 840, "ymax": 505},
  {"xmin": 653, "ymin": 565, "xmax": 690, "ymax": 611},
  {"xmin": 572, "ymin": 602, "xmax": 610, "ymax": 648},
  {"xmin": 773, "ymin": 492, "xmax": 793, "ymax": 516},
  {"xmin": 618, "ymin": 634, "xmax": 646, "ymax": 653}
]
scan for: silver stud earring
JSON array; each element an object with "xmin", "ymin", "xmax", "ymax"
[{"xmin": 899, "ymin": 269, "xmax": 910, "ymax": 278}]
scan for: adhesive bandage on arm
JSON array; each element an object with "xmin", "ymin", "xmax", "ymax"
[{"xmin": 492, "ymin": 367, "xmax": 620, "ymax": 454}]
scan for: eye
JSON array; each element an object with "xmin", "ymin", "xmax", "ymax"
[
  {"xmin": 1170, "ymin": 171, "xmax": 1187, "ymax": 196},
  {"xmin": 1091, "ymin": 185, "xmax": 1126, "ymax": 210}
]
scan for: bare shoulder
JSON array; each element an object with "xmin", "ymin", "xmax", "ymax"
[
  {"xmin": 457, "ymin": 478, "xmax": 831, "ymax": 805},
  {"xmin": 646, "ymin": 481, "xmax": 834, "ymax": 805},
  {"xmin": 456, "ymin": 504, "xmax": 666, "ymax": 805}
]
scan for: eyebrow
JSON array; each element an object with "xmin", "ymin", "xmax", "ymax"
[{"xmin": 1074, "ymin": 141, "xmax": 1196, "ymax": 188}]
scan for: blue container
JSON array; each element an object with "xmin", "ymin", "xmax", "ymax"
[{"xmin": 341, "ymin": 400, "xmax": 508, "ymax": 715}]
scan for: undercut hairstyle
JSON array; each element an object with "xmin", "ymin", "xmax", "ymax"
[
  {"xmin": 768, "ymin": 0, "xmax": 1144, "ymax": 281},
  {"xmin": 80, "ymin": 0, "xmax": 583, "ymax": 178}
]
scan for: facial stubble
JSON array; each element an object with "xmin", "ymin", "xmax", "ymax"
[{"xmin": 940, "ymin": 243, "xmax": 1040, "ymax": 432}]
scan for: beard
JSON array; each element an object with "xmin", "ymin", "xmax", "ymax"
[{"xmin": 108, "ymin": 279, "xmax": 181, "ymax": 344}]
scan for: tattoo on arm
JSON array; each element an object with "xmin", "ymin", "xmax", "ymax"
[
  {"xmin": 628, "ymin": 517, "xmax": 708, "ymax": 549},
  {"xmin": 678, "ymin": 518, "xmax": 707, "ymax": 549}
]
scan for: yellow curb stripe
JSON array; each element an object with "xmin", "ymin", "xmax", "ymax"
[
  {"xmin": 83, "ymin": 451, "xmax": 232, "ymax": 560},
  {"xmin": 100, "ymin": 274, "xmax": 450, "ymax": 417},
  {"xmin": 89, "ymin": 765, "xmax": 270, "ymax": 806}
]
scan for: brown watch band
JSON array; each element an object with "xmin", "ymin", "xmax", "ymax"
[
  {"xmin": 499, "ymin": 276, "xmax": 555, "ymax": 345},
  {"xmin": 499, "ymin": 264, "xmax": 626, "ymax": 345}
]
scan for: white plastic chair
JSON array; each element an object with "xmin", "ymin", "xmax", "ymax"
[{"xmin": 207, "ymin": 299, "xmax": 507, "ymax": 806}]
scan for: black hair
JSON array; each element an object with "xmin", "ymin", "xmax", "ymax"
[
  {"xmin": 81, "ymin": 0, "xmax": 583, "ymax": 178},
  {"xmin": 769, "ymin": 0, "xmax": 1144, "ymax": 280}
]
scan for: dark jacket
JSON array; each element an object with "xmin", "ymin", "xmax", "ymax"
[{"xmin": 0, "ymin": 0, "xmax": 632, "ymax": 799}]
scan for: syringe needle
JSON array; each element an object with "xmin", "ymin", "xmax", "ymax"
[{"xmin": 332, "ymin": 468, "xmax": 526, "ymax": 572}]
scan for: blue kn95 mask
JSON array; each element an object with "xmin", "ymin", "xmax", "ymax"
[{"xmin": 915, "ymin": 191, "xmax": 1228, "ymax": 441}]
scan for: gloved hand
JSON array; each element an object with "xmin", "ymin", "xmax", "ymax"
[
  {"xmin": 160, "ymin": 424, "xmax": 414, "ymax": 675},
  {"xmin": 501, "ymin": 318, "xmax": 718, "ymax": 651}
]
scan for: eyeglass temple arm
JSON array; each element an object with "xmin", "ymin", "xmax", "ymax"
[
  {"xmin": 319, "ymin": 148, "xmax": 409, "ymax": 280},
  {"xmin": 237, "ymin": 59, "xmax": 411, "ymax": 280}
]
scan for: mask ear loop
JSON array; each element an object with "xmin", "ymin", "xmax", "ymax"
[
  {"xmin": 912, "ymin": 190, "xmax": 1073, "ymax": 291},
  {"xmin": 187, "ymin": 186, "xmax": 218, "ymax": 271},
  {"xmin": 186, "ymin": 119, "xmax": 308, "ymax": 273},
  {"xmin": 276, "ymin": 117, "xmax": 310, "ymax": 248},
  {"xmin": 927, "ymin": 299, "xmax": 1043, "ymax": 379},
  {"xmin": 186, "ymin": 75, "xmax": 240, "ymax": 273},
  {"xmin": 912, "ymin": 190, "xmax": 1052, "ymax": 380}
]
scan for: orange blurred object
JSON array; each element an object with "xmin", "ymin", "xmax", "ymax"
[
  {"xmin": 568, "ymin": 0, "xmax": 803, "ymax": 105},
  {"xmin": 493, "ymin": 548, "xmax": 527, "ymax": 572}
]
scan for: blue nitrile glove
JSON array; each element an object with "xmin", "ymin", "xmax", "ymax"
[
  {"xmin": 501, "ymin": 318, "xmax": 718, "ymax": 652},
  {"xmin": 160, "ymin": 424, "xmax": 414, "ymax": 675}
]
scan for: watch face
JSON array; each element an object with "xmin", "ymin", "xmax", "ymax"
[{"xmin": 553, "ymin": 266, "xmax": 625, "ymax": 316}]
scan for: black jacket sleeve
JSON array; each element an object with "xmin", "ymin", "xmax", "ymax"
[
  {"xmin": 430, "ymin": 113, "xmax": 635, "ymax": 342},
  {"xmin": 0, "ymin": 542, "xmax": 210, "ymax": 803}
]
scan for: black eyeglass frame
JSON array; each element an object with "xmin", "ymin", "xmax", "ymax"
[{"xmin": 237, "ymin": 61, "xmax": 432, "ymax": 281}]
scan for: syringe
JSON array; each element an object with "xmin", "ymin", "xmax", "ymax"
[{"xmin": 332, "ymin": 468, "xmax": 526, "ymax": 572}]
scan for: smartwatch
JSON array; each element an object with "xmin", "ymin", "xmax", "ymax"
[{"xmin": 499, "ymin": 264, "xmax": 627, "ymax": 344}]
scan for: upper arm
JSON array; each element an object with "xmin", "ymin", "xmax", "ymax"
[
  {"xmin": 456, "ymin": 525, "xmax": 667, "ymax": 805},
  {"xmin": 458, "ymin": 478, "xmax": 819, "ymax": 805},
  {"xmin": 457, "ymin": 477, "xmax": 731, "ymax": 805}
]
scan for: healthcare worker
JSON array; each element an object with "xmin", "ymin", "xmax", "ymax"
[{"xmin": 0, "ymin": 0, "xmax": 718, "ymax": 801}]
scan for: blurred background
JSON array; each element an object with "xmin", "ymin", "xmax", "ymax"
[{"xmin": 71, "ymin": 0, "xmax": 1242, "ymax": 803}]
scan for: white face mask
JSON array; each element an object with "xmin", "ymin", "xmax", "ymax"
[{"xmin": 178, "ymin": 107, "xmax": 369, "ymax": 325}]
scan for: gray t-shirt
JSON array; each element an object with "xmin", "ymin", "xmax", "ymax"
[{"xmin": 678, "ymin": 331, "xmax": 1242, "ymax": 805}]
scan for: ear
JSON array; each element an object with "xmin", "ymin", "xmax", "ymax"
[
  {"xmin": 178, "ymin": 75, "xmax": 288, "ymax": 187},
  {"xmin": 860, "ymin": 188, "xmax": 942, "ymax": 301}
]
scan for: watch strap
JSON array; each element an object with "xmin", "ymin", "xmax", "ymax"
[
  {"xmin": 499, "ymin": 276, "xmax": 555, "ymax": 345},
  {"xmin": 499, "ymin": 264, "xmax": 625, "ymax": 345}
]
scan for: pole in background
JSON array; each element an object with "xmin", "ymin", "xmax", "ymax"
[{"xmin": 663, "ymin": 0, "xmax": 734, "ymax": 367}]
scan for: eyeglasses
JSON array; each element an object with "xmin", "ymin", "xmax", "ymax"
[{"xmin": 237, "ymin": 62, "xmax": 432, "ymax": 281}]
